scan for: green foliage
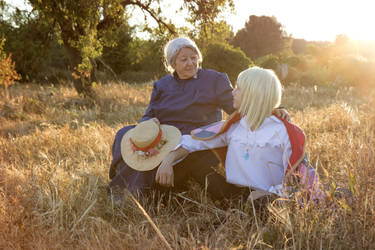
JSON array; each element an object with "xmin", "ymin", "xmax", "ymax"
[
  {"xmin": 102, "ymin": 24, "xmax": 134, "ymax": 74},
  {"xmin": 26, "ymin": 0, "xmax": 235, "ymax": 95},
  {"xmin": 74, "ymin": 30, "xmax": 103, "ymax": 77},
  {"xmin": 232, "ymin": 15, "xmax": 290, "ymax": 59},
  {"xmin": 184, "ymin": 0, "xmax": 234, "ymax": 41},
  {"xmin": 256, "ymin": 54, "xmax": 280, "ymax": 71},
  {"xmin": 202, "ymin": 42, "xmax": 252, "ymax": 85},
  {"xmin": 128, "ymin": 38, "xmax": 167, "ymax": 75},
  {"xmin": 27, "ymin": 0, "xmax": 128, "ymax": 96},
  {"xmin": 119, "ymin": 71, "xmax": 159, "ymax": 84},
  {"xmin": 194, "ymin": 20, "xmax": 234, "ymax": 50},
  {"xmin": 299, "ymin": 66, "xmax": 332, "ymax": 86},
  {"xmin": 283, "ymin": 55, "xmax": 303, "ymax": 68},
  {"xmin": 0, "ymin": 7, "xmax": 56, "ymax": 81},
  {"xmin": 3, "ymin": 0, "xmax": 372, "ymax": 94},
  {"xmin": 102, "ymin": 28, "xmax": 168, "ymax": 82},
  {"xmin": 104, "ymin": 36, "xmax": 167, "ymax": 75}
]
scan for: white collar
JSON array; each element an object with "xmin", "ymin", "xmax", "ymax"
[{"xmin": 239, "ymin": 115, "xmax": 282, "ymax": 131}]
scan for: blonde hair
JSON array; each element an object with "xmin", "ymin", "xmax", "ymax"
[
  {"xmin": 237, "ymin": 67, "xmax": 282, "ymax": 131},
  {"xmin": 164, "ymin": 37, "xmax": 202, "ymax": 72}
]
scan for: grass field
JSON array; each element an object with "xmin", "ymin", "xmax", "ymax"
[{"xmin": 0, "ymin": 82, "xmax": 374, "ymax": 249}]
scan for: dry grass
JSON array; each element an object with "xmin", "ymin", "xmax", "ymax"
[{"xmin": 0, "ymin": 81, "xmax": 374, "ymax": 249}]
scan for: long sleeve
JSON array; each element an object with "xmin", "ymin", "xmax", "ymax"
[
  {"xmin": 266, "ymin": 133, "xmax": 292, "ymax": 197},
  {"xmin": 139, "ymin": 82, "xmax": 160, "ymax": 122},
  {"xmin": 214, "ymin": 73, "xmax": 235, "ymax": 115},
  {"xmin": 180, "ymin": 132, "xmax": 229, "ymax": 153}
]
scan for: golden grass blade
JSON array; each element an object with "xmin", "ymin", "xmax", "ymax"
[
  {"xmin": 71, "ymin": 199, "xmax": 97, "ymax": 232},
  {"xmin": 129, "ymin": 193, "xmax": 173, "ymax": 250}
]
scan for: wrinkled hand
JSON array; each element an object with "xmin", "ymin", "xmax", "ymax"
[
  {"xmin": 155, "ymin": 154, "xmax": 175, "ymax": 187},
  {"xmin": 273, "ymin": 108, "xmax": 291, "ymax": 122}
]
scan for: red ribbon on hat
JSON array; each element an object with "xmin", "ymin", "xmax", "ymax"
[{"xmin": 130, "ymin": 128, "xmax": 162, "ymax": 152}]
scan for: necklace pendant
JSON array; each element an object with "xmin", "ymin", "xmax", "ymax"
[{"xmin": 244, "ymin": 152, "xmax": 249, "ymax": 160}]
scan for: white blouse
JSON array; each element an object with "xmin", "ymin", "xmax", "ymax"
[{"xmin": 180, "ymin": 115, "xmax": 292, "ymax": 195}]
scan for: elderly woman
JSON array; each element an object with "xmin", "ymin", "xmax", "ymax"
[{"xmin": 108, "ymin": 37, "xmax": 288, "ymax": 198}]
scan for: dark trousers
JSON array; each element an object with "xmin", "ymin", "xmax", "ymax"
[
  {"xmin": 108, "ymin": 125, "xmax": 249, "ymax": 202},
  {"xmin": 166, "ymin": 150, "xmax": 249, "ymax": 201}
]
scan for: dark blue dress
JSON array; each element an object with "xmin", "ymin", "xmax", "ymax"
[{"xmin": 108, "ymin": 68, "xmax": 235, "ymax": 196}]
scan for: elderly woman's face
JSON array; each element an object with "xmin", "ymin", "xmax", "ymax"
[
  {"xmin": 173, "ymin": 47, "xmax": 198, "ymax": 79},
  {"xmin": 232, "ymin": 86, "xmax": 242, "ymax": 110}
]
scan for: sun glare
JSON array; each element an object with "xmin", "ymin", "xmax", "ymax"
[{"xmin": 229, "ymin": 0, "xmax": 375, "ymax": 43}]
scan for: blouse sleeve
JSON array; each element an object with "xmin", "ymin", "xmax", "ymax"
[
  {"xmin": 214, "ymin": 73, "xmax": 235, "ymax": 115},
  {"xmin": 264, "ymin": 134, "xmax": 292, "ymax": 197},
  {"xmin": 180, "ymin": 132, "xmax": 229, "ymax": 153},
  {"xmin": 139, "ymin": 82, "xmax": 160, "ymax": 122}
]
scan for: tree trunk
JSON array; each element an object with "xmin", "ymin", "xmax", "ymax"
[{"xmin": 65, "ymin": 44, "xmax": 96, "ymax": 98}]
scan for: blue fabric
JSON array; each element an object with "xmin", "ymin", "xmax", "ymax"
[
  {"xmin": 108, "ymin": 68, "xmax": 234, "ymax": 196},
  {"xmin": 140, "ymin": 68, "xmax": 234, "ymax": 134},
  {"xmin": 108, "ymin": 125, "xmax": 158, "ymax": 193}
]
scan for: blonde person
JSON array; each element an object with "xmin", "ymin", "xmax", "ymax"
[
  {"xmin": 108, "ymin": 37, "xmax": 289, "ymax": 199},
  {"xmin": 155, "ymin": 67, "xmax": 304, "ymax": 200}
]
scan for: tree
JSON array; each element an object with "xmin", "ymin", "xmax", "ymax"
[
  {"xmin": 101, "ymin": 23, "xmax": 134, "ymax": 74},
  {"xmin": 27, "ymin": 0, "xmax": 176, "ymax": 97},
  {"xmin": 2, "ymin": 9, "xmax": 56, "ymax": 81},
  {"xmin": 27, "ymin": 0, "xmax": 234, "ymax": 98},
  {"xmin": 184, "ymin": 0, "xmax": 234, "ymax": 43},
  {"xmin": 291, "ymin": 38, "xmax": 307, "ymax": 55},
  {"xmin": 194, "ymin": 20, "xmax": 234, "ymax": 51},
  {"xmin": 232, "ymin": 15, "xmax": 289, "ymax": 59},
  {"xmin": 102, "ymin": 23, "xmax": 171, "ymax": 78}
]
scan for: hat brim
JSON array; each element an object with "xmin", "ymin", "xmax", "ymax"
[{"xmin": 121, "ymin": 124, "xmax": 181, "ymax": 171}]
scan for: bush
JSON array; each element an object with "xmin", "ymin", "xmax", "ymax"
[
  {"xmin": 283, "ymin": 66, "xmax": 301, "ymax": 85},
  {"xmin": 0, "ymin": 38, "xmax": 20, "ymax": 98},
  {"xmin": 1, "ymin": 11, "xmax": 56, "ymax": 81},
  {"xmin": 299, "ymin": 66, "xmax": 332, "ymax": 86},
  {"xmin": 102, "ymin": 35, "xmax": 167, "ymax": 77},
  {"xmin": 119, "ymin": 71, "xmax": 160, "ymax": 84},
  {"xmin": 202, "ymin": 42, "xmax": 252, "ymax": 85},
  {"xmin": 256, "ymin": 54, "xmax": 280, "ymax": 71}
]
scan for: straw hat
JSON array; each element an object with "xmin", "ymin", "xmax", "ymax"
[{"xmin": 121, "ymin": 120, "xmax": 181, "ymax": 171}]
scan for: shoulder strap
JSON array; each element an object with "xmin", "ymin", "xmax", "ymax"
[{"xmin": 275, "ymin": 116, "xmax": 306, "ymax": 176}]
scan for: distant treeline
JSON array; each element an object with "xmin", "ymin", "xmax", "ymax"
[{"xmin": 1, "ymin": 0, "xmax": 375, "ymax": 96}]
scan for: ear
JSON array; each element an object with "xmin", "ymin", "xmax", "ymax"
[{"xmin": 171, "ymin": 63, "xmax": 176, "ymax": 69}]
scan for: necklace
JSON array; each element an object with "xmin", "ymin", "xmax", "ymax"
[{"xmin": 244, "ymin": 128, "xmax": 256, "ymax": 160}]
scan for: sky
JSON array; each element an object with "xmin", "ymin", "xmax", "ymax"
[
  {"xmin": 6, "ymin": 0, "xmax": 375, "ymax": 42},
  {"xmin": 227, "ymin": 0, "xmax": 375, "ymax": 42}
]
